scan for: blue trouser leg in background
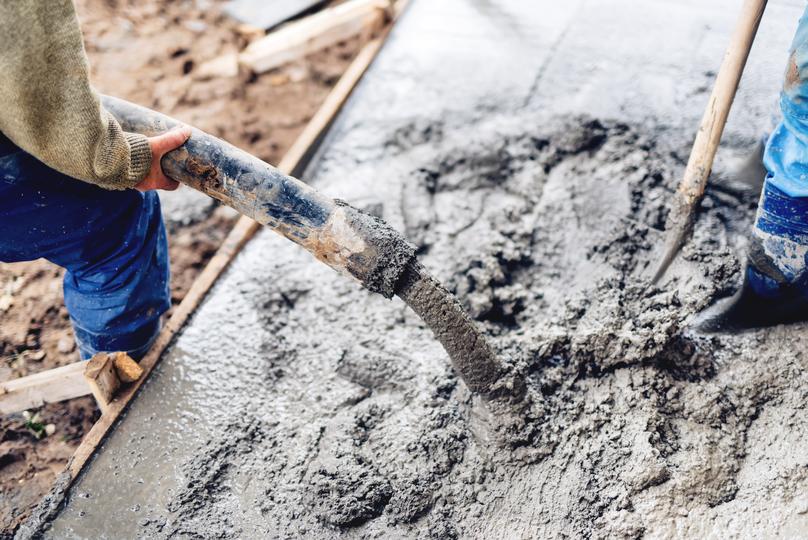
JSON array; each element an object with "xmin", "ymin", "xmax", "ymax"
[
  {"xmin": 747, "ymin": 6, "xmax": 808, "ymax": 306},
  {"xmin": 0, "ymin": 135, "xmax": 170, "ymax": 360}
]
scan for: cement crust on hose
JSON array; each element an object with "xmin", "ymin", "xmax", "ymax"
[
  {"xmin": 336, "ymin": 201, "xmax": 416, "ymax": 299},
  {"xmin": 394, "ymin": 260, "xmax": 511, "ymax": 398}
]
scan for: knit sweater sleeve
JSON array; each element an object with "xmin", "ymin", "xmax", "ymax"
[{"xmin": 0, "ymin": 1, "xmax": 151, "ymax": 190}]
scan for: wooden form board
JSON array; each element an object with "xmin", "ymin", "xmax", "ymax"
[
  {"xmin": 0, "ymin": 354, "xmax": 144, "ymax": 417},
  {"xmin": 240, "ymin": 0, "xmax": 391, "ymax": 74},
  {"xmin": 198, "ymin": 0, "xmax": 391, "ymax": 79},
  {"xmin": 0, "ymin": 362, "xmax": 87, "ymax": 415}
]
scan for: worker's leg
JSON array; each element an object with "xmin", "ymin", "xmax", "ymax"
[
  {"xmin": 739, "ymin": 7, "xmax": 808, "ymax": 321},
  {"xmin": 0, "ymin": 136, "xmax": 170, "ymax": 359}
]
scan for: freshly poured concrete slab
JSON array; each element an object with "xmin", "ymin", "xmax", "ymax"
[{"xmin": 43, "ymin": 0, "xmax": 808, "ymax": 538}]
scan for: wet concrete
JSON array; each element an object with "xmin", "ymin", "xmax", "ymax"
[
  {"xmin": 37, "ymin": 0, "xmax": 808, "ymax": 538},
  {"xmin": 395, "ymin": 260, "xmax": 520, "ymax": 400}
]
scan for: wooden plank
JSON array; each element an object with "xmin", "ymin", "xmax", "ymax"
[
  {"xmin": 198, "ymin": 0, "xmax": 390, "ymax": 79},
  {"xmin": 239, "ymin": 0, "xmax": 391, "ymax": 75},
  {"xmin": 65, "ymin": 2, "xmax": 408, "ymax": 481},
  {"xmin": 0, "ymin": 362, "xmax": 88, "ymax": 415},
  {"xmin": 278, "ymin": 0, "xmax": 409, "ymax": 172},
  {"xmin": 0, "ymin": 351, "xmax": 141, "ymax": 415}
]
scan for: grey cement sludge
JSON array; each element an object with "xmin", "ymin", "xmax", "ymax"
[{"xmin": 39, "ymin": 0, "xmax": 808, "ymax": 538}]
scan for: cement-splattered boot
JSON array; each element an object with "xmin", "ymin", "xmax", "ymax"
[
  {"xmin": 701, "ymin": 178, "xmax": 808, "ymax": 331},
  {"xmin": 705, "ymin": 12, "xmax": 808, "ymax": 330}
]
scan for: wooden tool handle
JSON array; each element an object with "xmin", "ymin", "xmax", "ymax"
[
  {"xmin": 103, "ymin": 95, "xmax": 414, "ymax": 298},
  {"xmin": 678, "ymin": 0, "xmax": 767, "ymax": 203}
]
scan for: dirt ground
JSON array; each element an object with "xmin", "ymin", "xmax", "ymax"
[{"xmin": 0, "ymin": 0, "xmax": 360, "ymax": 533}]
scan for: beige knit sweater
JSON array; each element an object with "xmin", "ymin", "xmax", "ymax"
[{"xmin": 0, "ymin": 1, "xmax": 151, "ymax": 190}]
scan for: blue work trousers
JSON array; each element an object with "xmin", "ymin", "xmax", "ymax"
[
  {"xmin": 0, "ymin": 134, "xmax": 170, "ymax": 360},
  {"xmin": 749, "ymin": 6, "xmax": 808, "ymax": 297}
]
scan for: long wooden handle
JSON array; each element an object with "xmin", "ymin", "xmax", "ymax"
[
  {"xmin": 678, "ymin": 0, "xmax": 767, "ymax": 203},
  {"xmin": 103, "ymin": 95, "xmax": 415, "ymax": 298}
]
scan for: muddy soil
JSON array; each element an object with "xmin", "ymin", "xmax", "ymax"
[
  {"xmin": 46, "ymin": 107, "xmax": 807, "ymax": 537},
  {"xmin": 0, "ymin": 0, "xmax": 361, "ymax": 534}
]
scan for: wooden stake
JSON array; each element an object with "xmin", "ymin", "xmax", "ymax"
[
  {"xmin": 83, "ymin": 354, "xmax": 121, "ymax": 415},
  {"xmin": 112, "ymin": 352, "xmax": 144, "ymax": 383}
]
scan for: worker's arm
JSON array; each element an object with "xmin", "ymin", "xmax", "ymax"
[{"xmin": 0, "ymin": 1, "xmax": 180, "ymax": 191}]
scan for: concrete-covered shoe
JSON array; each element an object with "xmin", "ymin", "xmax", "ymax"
[{"xmin": 699, "ymin": 179, "xmax": 808, "ymax": 331}]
